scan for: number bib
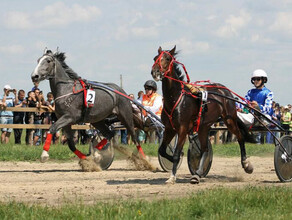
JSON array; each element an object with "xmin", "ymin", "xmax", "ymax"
[{"xmin": 86, "ymin": 89, "xmax": 95, "ymax": 107}]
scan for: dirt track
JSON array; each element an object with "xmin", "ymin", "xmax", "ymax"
[{"xmin": 0, "ymin": 156, "xmax": 290, "ymax": 205}]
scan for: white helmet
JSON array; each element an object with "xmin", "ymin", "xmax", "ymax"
[{"xmin": 251, "ymin": 69, "xmax": 268, "ymax": 83}]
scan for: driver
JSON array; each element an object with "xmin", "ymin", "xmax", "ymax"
[
  {"xmin": 237, "ymin": 69, "xmax": 274, "ymax": 142},
  {"xmin": 138, "ymin": 80, "xmax": 163, "ymax": 132}
]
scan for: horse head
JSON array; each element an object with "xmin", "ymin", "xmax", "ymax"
[
  {"xmin": 31, "ymin": 49, "xmax": 57, "ymax": 83},
  {"xmin": 151, "ymin": 46, "xmax": 176, "ymax": 81}
]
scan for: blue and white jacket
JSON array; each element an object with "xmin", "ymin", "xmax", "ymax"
[{"xmin": 245, "ymin": 87, "xmax": 273, "ymax": 115}]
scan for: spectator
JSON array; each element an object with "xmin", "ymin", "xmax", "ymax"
[
  {"xmin": 125, "ymin": 94, "xmax": 135, "ymax": 144},
  {"xmin": 13, "ymin": 89, "xmax": 27, "ymax": 144},
  {"xmin": 33, "ymin": 88, "xmax": 45, "ymax": 145},
  {"xmin": 289, "ymin": 104, "xmax": 292, "ymax": 135},
  {"xmin": 25, "ymin": 91, "xmax": 37, "ymax": 145},
  {"xmin": 0, "ymin": 85, "xmax": 17, "ymax": 144},
  {"xmin": 281, "ymin": 105, "xmax": 291, "ymax": 135},
  {"xmin": 272, "ymin": 103, "xmax": 282, "ymax": 139},
  {"xmin": 43, "ymin": 92, "xmax": 59, "ymax": 144},
  {"xmin": 237, "ymin": 69, "xmax": 273, "ymax": 144},
  {"xmin": 31, "ymin": 81, "xmax": 39, "ymax": 92},
  {"xmin": 119, "ymin": 129, "xmax": 127, "ymax": 145},
  {"xmin": 133, "ymin": 92, "xmax": 146, "ymax": 144},
  {"xmin": 137, "ymin": 90, "xmax": 144, "ymax": 100},
  {"xmin": 266, "ymin": 102, "xmax": 280, "ymax": 143}
]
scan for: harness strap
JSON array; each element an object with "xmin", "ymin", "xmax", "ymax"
[
  {"xmin": 78, "ymin": 79, "xmax": 88, "ymax": 107},
  {"xmin": 163, "ymin": 84, "xmax": 185, "ymax": 131},
  {"xmin": 194, "ymin": 92, "xmax": 208, "ymax": 132},
  {"xmin": 73, "ymin": 78, "xmax": 93, "ymax": 108}
]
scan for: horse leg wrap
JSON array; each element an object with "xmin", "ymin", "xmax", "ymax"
[
  {"xmin": 43, "ymin": 133, "xmax": 53, "ymax": 151},
  {"xmin": 74, "ymin": 150, "xmax": 86, "ymax": 159},
  {"xmin": 136, "ymin": 145, "xmax": 146, "ymax": 158},
  {"xmin": 95, "ymin": 138, "xmax": 108, "ymax": 150}
]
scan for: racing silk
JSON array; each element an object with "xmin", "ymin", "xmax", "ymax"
[
  {"xmin": 245, "ymin": 86, "xmax": 273, "ymax": 115},
  {"xmin": 138, "ymin": 93, "xmax": 163, "ymax": 117}
]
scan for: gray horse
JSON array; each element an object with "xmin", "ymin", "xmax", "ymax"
[{"xmin": 31, "ymin": 49, "xmax": 145, "ymax": 162}]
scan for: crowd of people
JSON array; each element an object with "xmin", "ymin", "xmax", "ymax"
[
  {"xmin": 0, "ymin": 70, "xmax": 291, "ymax": 146},
  {"xmin": 0, "ymin": 82, "xmax": 59, "ymax": 145}
]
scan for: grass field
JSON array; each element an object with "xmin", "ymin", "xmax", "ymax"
[
  {"xmin": 0, "ymin": 138, "xmax": 287, "ymax": 219},
  {"xmin": 0, "ymin": 140, "xmax": 275, "ymax": 162},
  {"xmin": 0, "ymin": 186, "xmax": 291, "ymax": 219}
]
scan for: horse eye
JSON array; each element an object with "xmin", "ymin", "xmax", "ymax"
[{"xmin": 47, "ymin": 60, "xmax": 51, "ymax": 63}]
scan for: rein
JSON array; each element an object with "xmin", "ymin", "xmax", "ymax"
[
  {"xmin": 154, "ymin": 51, "xmax": 247, "ymax": 103},
  {"xmin": 153, "ymin": 50, "xmax": 251, "ymax": 132},
  {"xmin": 153, "ymin": 51, "xmax": 190, "ymax": 83}
]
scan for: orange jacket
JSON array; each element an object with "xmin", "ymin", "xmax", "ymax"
[{"xmin": 141, "ymin": 92, "xmax": 163, "ymax": 116}]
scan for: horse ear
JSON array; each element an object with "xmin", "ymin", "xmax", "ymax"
[
  {"xmin": 158, "ymin": 46, "xmax": 162, "ymax": 54},
  {"xmin": 43, "ymin": 47, "xmax": 48, "ymax": 54},
  {"xmin": 169, "ymin": 45, "xmax": 176, "ymax": 55},
  {"xmin": 54, "ymin": 47, "xmax": 59, "ymax": 54}
]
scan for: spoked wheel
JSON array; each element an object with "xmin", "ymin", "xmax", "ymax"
[
  {"xmin": 89, "ymin": 137, "xmax": 115, "ymax": 170},
  {"xmin": 274, "ymin": 135, "xmax": 292, "ymax": 182},
  {"xmin": 158, "ymin": 134, "xmax": 183, "ymax": 172},
  {"xmin": 187, "ymin": 133, "xmax": 213, "ymax": 177}
]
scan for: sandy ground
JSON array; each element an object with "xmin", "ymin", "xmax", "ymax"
[{"xmin": 0, "ymin": 156, "xmax": 291, "ymax": 206}]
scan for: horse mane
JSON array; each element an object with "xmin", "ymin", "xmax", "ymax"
[
  {"xmin": 53, "ymin": 52, "xmax": 80, "ymax": 80},
  {"xmin": 171, "ymin": 51, "xmax": 185, "ymax": 82}
]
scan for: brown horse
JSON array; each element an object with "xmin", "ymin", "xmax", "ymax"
[{"xmin": 151, "ymin": 46, "xmax": 254, "ymax": 184}]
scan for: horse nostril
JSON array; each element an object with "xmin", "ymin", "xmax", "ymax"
[{"xmin": 32, "ymin": 75, "xmax": 39, "ymax": 81}]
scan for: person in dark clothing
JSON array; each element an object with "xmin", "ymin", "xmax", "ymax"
[
  {"xmin": 25, "ymin": 91, "xmax": 37, "ymax": 145},
  {"xmin": 13, "ymin": 89, "xmax": 27, "ymax": 144}
]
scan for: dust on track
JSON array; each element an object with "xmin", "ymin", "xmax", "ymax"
[{"xmin": 0, "ymin": 156, "xmax": 290, "ymax": 205}]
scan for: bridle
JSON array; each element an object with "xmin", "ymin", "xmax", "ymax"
[
  {"xmin": 152, "ymin": 50, "xmax": 194, "ymax": 131},
  {"xmin": 152, "ymin": 51, "xmax": 190, "ymax": 83},
  {"xmin": 36, "ymin": 54, "xmax": 85, "ymax": 103},
  {"xmin": 151, "ymin": 49, "xmax": 248, "ymax": 132},
  {"xmin": 38, "ymin": 54, "xmax": 57, "ymax": 80}
]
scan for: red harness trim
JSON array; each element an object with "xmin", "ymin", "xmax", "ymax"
[
  {"xmin": 163, "ymin": 83, "xmax": 204, "ymax": 132},
  {"xmin": 195, "ymin": 99, "xmax": 204, "ymax": 132},
  {"xmin": 163, "ymin": 89, "xmax": 184, "ymax": 130},
  {"xmin": 153, "ymin": 50, "xmax": 251, "ymax": 133},
  {"xmin": 73, "ymin": 78, "xmax": 93, "ymax": 108},
  {"xmin": 153, "ymin": 51, "xmax": 190, "ymax": 83}
]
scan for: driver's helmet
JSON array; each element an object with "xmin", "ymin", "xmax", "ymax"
[
  {"xmin": 144, "ymin": 80, "xmax": 157, "ymax": 91},
  {"xmin": 251, "ymin": 69, "xmax": 268, "ymax": 83}
]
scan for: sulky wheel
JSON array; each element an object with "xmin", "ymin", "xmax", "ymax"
[
  {"xmin": 274, "ymin": 135, "xmax": 292, "ymax": 182},
  {"xmin": 187, "ymin": 133, "xmax": 213, "ymax": 177},
  {"xmin": 158, "ymin": 134, "xmax": 183, "ymax": 172},
  {"xmin": 89, "ymin": 137, "xmax": 115, "ymax": 170}
]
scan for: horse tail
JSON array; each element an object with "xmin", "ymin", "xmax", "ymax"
[{"xmin": 236, "ymin": 117, "xmax": 258, "ymax": 143}]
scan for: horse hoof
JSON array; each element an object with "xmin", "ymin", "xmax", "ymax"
[
  {"xmin": 40, "ymin": 150, "xmax": 49, "ymax": 163},
  {"xmin": 190, "ymin": 175, "xmax": 200, "ymax": 184},
  {"xmin": 165, "ymin": 176, "xmax": 176, "ymax": 184},
  {"xmin": 242, "ymin": 160, "xmax": 253, "ymax": 174}
]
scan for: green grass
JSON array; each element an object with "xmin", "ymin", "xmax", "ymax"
[
  {"xmin": 212, "ymin": 143, "xmax": 275, "ymax": 157},
  {"xmin": 0, "ymin": 129, "xmax": 276, "ymax": 161},
  {"xmin": 0, "ymin": 186, "xmax": 291, "ymax": 219},
  {"xmin": 0, "ymin": 141, "xmax": 275, "ymax": 162}
]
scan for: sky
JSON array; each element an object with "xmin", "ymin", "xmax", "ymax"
[{"xmin": 0, "ymin": 0, "xmax": 291, "ymax": 105}]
